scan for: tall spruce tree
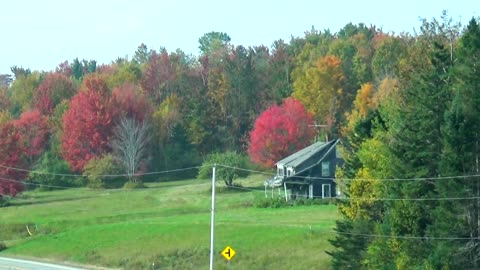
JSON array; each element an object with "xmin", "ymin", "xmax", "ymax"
[
  {"xmin": 381, "ymin": 35, "xmax": 454, "ymax": 270},
  {"xmin": 327, "ymin": 109, "xmax": 384, "ymax": 269},
  {"xmin": 431, "ymin": 18, "xmax": 480, "ymax": 269},
  {"xmin": 361, "ymin": 14, "xmax": 459, "ymax": 268}
]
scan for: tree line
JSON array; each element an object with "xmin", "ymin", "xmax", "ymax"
[
  {"xmin": 0, "ymin": 19, "xmax": 395, "ymax": 193},
  {"xmin": 0, "ymin": 11, "xmax": 479, "ymax": 267},
  {"xmin": 329, "ymin": 15, "xmax": 480, "ymax": 269}
]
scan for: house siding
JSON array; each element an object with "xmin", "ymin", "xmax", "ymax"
[{"xmin": 283, "ymin": 140, "xmax": 339, "ymax": 199}]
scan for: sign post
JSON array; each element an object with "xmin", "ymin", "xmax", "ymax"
[
  {"xmin": 209, "ymin": 165, "xmax": 216, "ymax": 270},
  {"xmin": 221, "ymin": 246, "xmax": 236, "ymax": 269}
]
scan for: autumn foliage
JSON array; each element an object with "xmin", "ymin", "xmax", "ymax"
[
  {"xmin": 34, "ymin": 73, "xmax": 75, "ymax": 115},
  {"xmin": 62, "ymin": 77, "xmax": 114, "ymax": 172},
  {"xmin": 14, "ymin": 110, "xmax": 50, "ymax": 162},
  {"xmin": 0, "ymin": 111, "xmax": 49, "ymax": 196},
  {"xmin": 0, "ymin": 122, "xmax": 26, "ymax": 196},
  {"xmin": 62, "ymin": 77, "xmax": 152, "ymax": 172},
  {"xmin": 140, "ymin": 51, "xmax": 176, "ymax": 103},
  {"xmin": 292, "ymin": 55, "xmax": 344, "ymax": 125},
  {"xmin": 248, "ymin": 98, "xmax": 315, "ymax": 168},
  {"xmin": 111, "ymin": 83, "xmax": 152, "ymax": 122}
]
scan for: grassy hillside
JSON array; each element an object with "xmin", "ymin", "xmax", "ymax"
[{"xmin": 0, "ymin": 175, "xmax": 337, "ymax": 269}]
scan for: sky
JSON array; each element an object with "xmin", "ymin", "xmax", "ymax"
[{"xmin": 0, "ymin": 0, "xmax": 476, "ymax": 75}]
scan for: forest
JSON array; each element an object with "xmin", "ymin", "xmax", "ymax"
[{"xmin": 1, "ymin": 11, "xmax": 480, "ymax": 268}]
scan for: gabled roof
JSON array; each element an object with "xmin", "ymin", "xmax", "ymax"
[{"xmin": 276, "ymin": 141, "xmax": 328, "ymax": 168}]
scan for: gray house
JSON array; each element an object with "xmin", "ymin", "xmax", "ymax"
[{"xmin": 265, "ymin": 139, "xmax": 340, "ymax": 201}]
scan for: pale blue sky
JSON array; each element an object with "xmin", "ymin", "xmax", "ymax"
[{"xmin": 1, "ymin": 0, "xmax": 475, "ymax": 75}]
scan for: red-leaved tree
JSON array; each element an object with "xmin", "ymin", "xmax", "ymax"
[
  {"xmin": 62, "ymin": 77, "xmax": 114, "ymax": 172},
  {"xmin": 34, "ymin": 73, "xmax": 75, "ymax": 115},
  {"xmin": 14, "ymin": 110, "xmax": 50, "ymax": 165},
  {"xmin": 140, "ymin": 50, "xmax": 177, "ymax": 103},
  {"xmin": 248, "ymin": 97, "xmax": 316, "ymax": 168},
  {"xmin": 62, "ymin": 79, "xmax": 151, "ymax": 172},
  {"xmin": 0, "ymin": 111, "xmax": 49, "ymax": 197},
  {"xmin": 0, "ymin": 122, "xmax": 27, "ymax": 197},
  {"xmin": 111, "ymin": 83, "xmax": 152, "ymax": 122}
]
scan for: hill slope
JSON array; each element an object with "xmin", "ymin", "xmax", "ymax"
[{"xmin": 0, "ymin": 175, "xmax": 337, "ymax": 269}]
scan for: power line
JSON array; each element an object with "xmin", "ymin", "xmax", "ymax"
[
  {"xmin": 0, "ymin": 178, "xmax": 214, "ymax": 200},
  {"xmin": 213, "ymin": 164, "xmax": 275, "ymax": 177},
  {"xmin": 2, "ymin": 161, "xmax": 480, "ymax": 181},
  {"xmin": 2, "ymin": 161, "xmax": 480, "ymax": 201},
  {"xmin": 333, "ymin": 231, "xmax": 477, "ymax": 240},
  {"xmin": 0, "ymin": 176, "xmax": 71, "ymax": 189},
  {"xmin": 0, "ymin": 192, "xmax": 14, "ymax": 198},
  {"xmin": 216, "ymin": 212, "xmax": 479, "ymax": 240},
  {"xmin": 224, "ymin": 184, "xmax": 480, "ymax": 201},
  {"xmin": 0, "ymin": 164, "xmax": 202, "ymax": 178},
  {"xmin": 2, "ymin": 165, "xmax": 477, "ymax": 242},
  {"xmin": 216, "ymin": 164, "xmax": 480, "ymax": 182}
]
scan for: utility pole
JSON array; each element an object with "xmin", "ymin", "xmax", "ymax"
[
  {"xmin": 476, "ymin": 136, "xmax": 479, "ymax": 268},
  {"xmin": 308, "ymin": 123, "xmax": 329, "ymax": 142},
  {"xmin": 209, "ymin": 164, "xmax": 216, "ymax": 270}
]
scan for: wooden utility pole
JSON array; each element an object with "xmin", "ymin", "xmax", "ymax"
[{"xmin": 309, "ymin": 123, "xmax": 329, "ymax": 142}]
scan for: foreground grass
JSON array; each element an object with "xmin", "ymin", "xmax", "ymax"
[{"xmin": 0, "ymin": 175, "xmax": 337, "ymax": 269}]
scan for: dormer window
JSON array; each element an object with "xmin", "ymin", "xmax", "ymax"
[{"xmin": 322, "ymin": 161, "xmax": 330, "ymax": 177}]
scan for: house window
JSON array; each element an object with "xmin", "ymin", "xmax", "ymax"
[
  {"xmin": 322, "ymin": 184, "xmax": 331, "ymax": 198},
  {"xmin": 287, "ymin": 169, "xmax": 292, "ymax": 176},
  {"xmin": 277, "ymin": 167, "xmax": 284, "ymax": 176},
  {"xmin": 322, "ymin": 161, "xmax": 330, "ymax": 176}
]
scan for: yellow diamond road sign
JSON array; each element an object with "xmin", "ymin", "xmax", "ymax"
[{"xmin": 221, "ymin": 246, "xmax": 236, "ymax": 261}]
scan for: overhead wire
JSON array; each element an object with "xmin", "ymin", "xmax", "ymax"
[
  {"xmin": 0, "ymin": 164, "xmax": 204, "ymax": 178},
  {"xmin": 223, "ymin": 184, "xmax": 480, "ymax": 201},
  {"xmin": 333, "ymin": 231, "xmax": 477, "ymax": 240},
  {"xmin": 0, "ymin": 192, "xmax": 14, "ymax": 198},
  {"xmin": 2, "ymin": 162, "xmax": 480, "ymax": 201},
  {"xmin": 215, "ymin": 212, "xmax": 479, "ymax": 240},
  {"xmin": 0, "ymin": 176, "xmax": 71, "ymax": 189},
  {"xmin": 216, "ymin": 164, "xmax": 480, "ymax": 182},
  {"xmin": 0, "ymin": 165, "xmax": 205, "ymax": 196},
  {"xmin": 2, "ymin": 162, "xmax": 480, "ymax": 181},
  {"xmin": 1, "ymin": 162, "xmax": 478, "ymax": 241}
]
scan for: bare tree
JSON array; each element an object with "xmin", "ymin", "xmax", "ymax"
[
  {"xmin": 110, "ymin": 117, "xmax": 151, "ymax": 182},
  {"xmin": 0, "ymin": 74, "xmax": 12, "ymax": 88}
]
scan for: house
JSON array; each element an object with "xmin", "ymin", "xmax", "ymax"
[{"xmin": 264, "ymin": 139, "xmax": 341, "ymax": 201}]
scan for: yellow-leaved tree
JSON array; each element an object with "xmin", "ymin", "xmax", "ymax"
[{"xmin": 292, "ymin": 55, "xmax": 344, "ymax": 127}]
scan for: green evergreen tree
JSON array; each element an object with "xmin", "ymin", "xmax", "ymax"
[
  {"xmin": 366, "ymin": 15, "xmax": 459, "ymax": 268},
  {"xmin": 377, "ymin": 41, "xmax": 451, "ymax": 270},
  {"xmin": 431, "ymin": 18, "xmax": 480, "ymax": 269}
]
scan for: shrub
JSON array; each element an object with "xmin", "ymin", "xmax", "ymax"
[
  {"xmin": 0, "ymin": 197, "xmax": 9, "ymax": 208},
  {"xmin": 29, "ymin": 151, "xmax": 80, "ymax": 189},
  {"xmin": 210, "ymin": 182, "xmax": 247, "ymax": 194},
  {"xmin": 83, "ymin": 154, "xmax": 126, "ymax": 189},
  {"xmin": 0, "ymin": 242, "xmax": 6, "ymax": 251},
  {"xmin": 294, "ymin": 197, "xmax": 306, "ymax": 206},
  {"xmin": 123, "ymin": 181, "xmax": 146, "ymax": 189},
  {"xmin": 293, "ymin": 198, "xmax": 335, "ymax": 206},
  {"xmin": 197, "ymin": 152, "xmax": 250, "ymax": 186},
  {"xmin": 254, "ymin": 196, "xmax": 289, "ymax": 208}
]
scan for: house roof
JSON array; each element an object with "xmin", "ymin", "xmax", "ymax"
[{"xmin": 276, "ymin": 141, "xmax": 329, "ymax": 168}]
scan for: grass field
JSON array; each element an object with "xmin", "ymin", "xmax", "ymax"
[{"xmin": 0, "ymin": 175, "xmax": 338, "ymax": 269}]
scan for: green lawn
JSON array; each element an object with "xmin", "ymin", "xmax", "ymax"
[{"xmin": 0, "ymin": 175, "xmax": 338, "ymax": 269}]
